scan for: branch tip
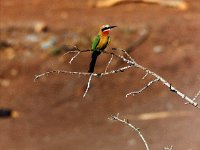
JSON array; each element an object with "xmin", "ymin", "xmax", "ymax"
[{"xmin": 110, "ymin": 114, "xmax": 150, "ymax": 150}]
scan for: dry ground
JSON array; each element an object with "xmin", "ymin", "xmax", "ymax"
[{"xmin": 0, "ymin": 0, "xmax": 200, "ymax": 150}]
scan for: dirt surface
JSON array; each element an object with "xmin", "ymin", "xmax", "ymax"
[{"xmin": 0, "ymin": 0, "xmax": 200, "ymax": 150}]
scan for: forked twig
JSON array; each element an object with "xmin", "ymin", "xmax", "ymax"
[
  {"xmin": 126, "ymin": 78, "xmax": 160, "ymax": 97},
  {"xmin": 110, "ymin": 113, "xmax": 150, "ymax": 150},
  {"xmin": 106, "ymin": 49, "xmax": 199, "ymax": 108}
]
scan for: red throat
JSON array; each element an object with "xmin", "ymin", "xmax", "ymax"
[{"xmin": 102, "ymin": 30, "xmax": 110, "ymax": 35}]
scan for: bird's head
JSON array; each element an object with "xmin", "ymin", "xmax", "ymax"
[{"xmin": 99, "ymin": 25, "xmax": 117, "ymax": 35}]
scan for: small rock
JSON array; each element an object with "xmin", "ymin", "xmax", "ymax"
[
  {"xmin": 153, "ymin": 45, "xmax": 164, "ymax": 53},
  {"xmin": 40, "ymin": 36, "xmax": 57, "ymax": 50},
  {"xmin": 0, "ymin": 79, "xmax": 10, "ymax": 87},
  {"xmin": 64, "ymin": 32, "xmax": 80, "ymax": 45},
  {"xmin": 60, "ymin": 12, "xmax": 68, "ymax": 19},
  {"xmin": 49, "ymin": 46, "xmax": 63, "ymax": 56},
  {"xmin": 5, "ymin": 48, "xmax": 15, "ymax": 60},
  {"xmin": 62, "ymin": 45, "xmax": 78, "ymax": 52},
  {"xmin": 0, "ymin": 40, "xmax": 11, "ymax": 50},
  {"xmin": 49, "ymin": 44, "xmax": 75, "ymax": 56},
  {"xmin": 24, "ymin": 34, "xmax": 39, "ymax": 43},
  {"xmin": 10, "ymin": 69, "xmax": 19, "ymax": 76},
  {"xmin": 122, "ymin": 27, "xmax": 135, "ymax": 35},
  {"xmin": 127, "ymin": 139, "xmax": 136, "ymax": 146},
  {"xmin": 34, "ymin": 22, "xmax": 48, "ymax": 33},
  {"xmin": 0, "ymin": 108, "xmax": 19, "ymax": 118}
]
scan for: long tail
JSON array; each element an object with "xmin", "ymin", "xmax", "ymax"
[{"xmin": 88, "ymin": 51, "xmax": 101, "ymax": 73}]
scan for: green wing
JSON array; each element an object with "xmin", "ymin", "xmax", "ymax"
[{"xmin": 91, "ymin": 34, "xmax": 100, "ymax": 51}]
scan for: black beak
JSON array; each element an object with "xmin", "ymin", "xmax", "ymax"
[{"xmin": 109, "ymin": 25, "xmax": 117, "ymax": 29}]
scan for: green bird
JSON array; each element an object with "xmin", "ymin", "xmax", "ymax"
[{"xmin": 88, "ymin": 25, "xmax": 117, "ymax": 73}]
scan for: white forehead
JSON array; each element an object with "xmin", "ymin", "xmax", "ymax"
[{"xmin": 103, "ymin": 25, "xmax": 109, "ymax": 28}]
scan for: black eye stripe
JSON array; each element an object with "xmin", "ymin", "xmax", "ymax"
[{"xmin": 102, "ymin": 27, "xmax": 109, "ymax": 31}]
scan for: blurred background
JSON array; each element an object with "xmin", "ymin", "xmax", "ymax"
[{"xmin": 0, "ymin": 0, "xmax": 200, "ymax": 149}]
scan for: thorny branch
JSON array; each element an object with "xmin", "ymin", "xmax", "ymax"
[
  {"xmin": 34, "ymin": 48, "xmax": 200, "ymax": 109},
  {"xmin": 110, "ymin": 113, "xmax": 150, "ymax": 150}
]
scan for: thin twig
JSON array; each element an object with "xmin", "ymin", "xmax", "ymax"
[
  {"xmin": 105, "ymin": 54, "xmax": 114, "ymax": 72},
  {"xmin": 34, "ymin": 70, "xmax": 91, "ymax": 82},
  {"xmin": 164, "ymin": 145, "xmax": 173, "ymax": 150},
  {"xmin": 64, "ymin": 50, "xmax": 79, "ymax": 56},
  {"xmin": 63, "ymin": 49, "xmax": 90, "ymax": 56},
  {"xmin": 142, "ymin": 72, "xmax": 149, "ymax": 80},
  {"xmin": 193, "ymin": 89, "xmax": 200, "ymax": 101},
  {"xmin": 134, "ymin": 62, "xmax": 199, "ymax": 108},
  {"xmin": 121, "ymin": 48, "xmax": 136, "ymax": 63},
  {"xmin": 83, "ymin": 73, "xmax": 93, "ymax": 98},
  {"xmin": 34, "ymin": 65, "xmax": 133, "ymax": 81},
  {"xmin": 103, "ymin": 51, "xmax": 134, "ymax": 64},
  {"xmin": 69, "ymin": 51, "xmax": 80, "ymax": 64},
  {"xmin": 111, "ymin": 48, "xmax": 199, "ymax": 108},
  {"xmin": 126, "ymin": 78, "xmax": 160, "ymax": 97},
  {"xmin": 110, "ymin": 113, "xmax": 150, "ymax": 150}
]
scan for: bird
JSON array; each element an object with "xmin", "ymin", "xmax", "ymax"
[{"xmin": 88, "ymin": 25, "xmax": 117, "ymax": 73}]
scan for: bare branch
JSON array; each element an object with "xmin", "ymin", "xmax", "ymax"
[
  {"xmin": 164, "ymin": 145, "xmax": 173, "ymax": 150},
  {"xmin": 63, "ymin": 50, "xmax": 79, "ymax": 56},
  {"xmin": 64, "ymin": 48, "xmax": 90, "ymax": 54},
  {"xmin": 193, "ymin": 89, "xmax": 200, "ymax": 101},
  {"xmin": 103, "ymin": 51, "xmax": 134, "ymax": 64},
  {"xmin": 142, "ymin": 72, "xmax": 149, "ymax": 80},
  {"xmin": 34, "ymin": 65, "xmax": 133, "ymax": 82},
  {"xmin": 35, "ymin": 48, "xmax": 200, "ymax": 109},
  {"xmin": 110, "ymin": 114, "xmax": 150, "ymax": 150},
  {"xmin": 83, "ymin": 73, "xmax": 93, "ymax": 98},
  {"xmin": 120, "ymin": 48, "xmax": 136, "ymax": 62},
  {"xmin": 105, "ymin": 54, "xmax": 114, "ymax": 73},
  {"xmin": 34, "ymin": 70, "xmax": 91, "ymax": 82},
  {"xmin": 126, "ymin": 78, "xmax": 160, "ymax": 97},
  {"xmin": 112, "ymin": 49, "xmax": 199, "ymax": 108},
  {"xmin": 68, "ymin": 51, "xmax": 80, "ymax": 64}
]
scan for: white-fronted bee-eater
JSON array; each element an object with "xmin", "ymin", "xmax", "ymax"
[{"xmin": 88, "ymin": 25, "xmax": 117, "ymax": 73}]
